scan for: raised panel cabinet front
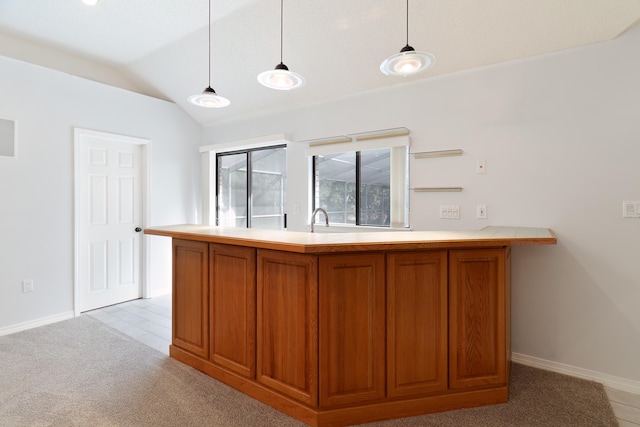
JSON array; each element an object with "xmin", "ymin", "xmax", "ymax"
[
  {"xmin": 209, "ymin": 243, "xmax": 256, "ymax": 378},
  {"xmin": 449, "ymin": 248, "xmax": 508, "ymax": 390},
  {"xmin": 319, "ymin": 253, "xmax": 385, "ymax": 408},
  {"xmin": 387, "ymin": 250, "xmax": 448, "ymax": 398},
  {"xmin": 172, "ymin": 239, "xmax": 209, "ymax": 358},
  {"xmin": 257, "ymin": 250, "xmax": 318, "ymax": 406}
]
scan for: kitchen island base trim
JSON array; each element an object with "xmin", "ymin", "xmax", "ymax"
[{"xmin": 171, "ymin": 344, "xmax": 508, "ymax": 427}]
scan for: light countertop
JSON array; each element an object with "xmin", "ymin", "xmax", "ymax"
[{"xmin": 144, "ymin": 224, "xmax": 556, "ymax": 254}]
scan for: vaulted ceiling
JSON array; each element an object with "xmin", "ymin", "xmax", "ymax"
[{"xmin": 1, "ymin": 0, "xmax": 639, "ymax": 126}]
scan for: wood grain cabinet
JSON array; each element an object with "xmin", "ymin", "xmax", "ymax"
[
  {"xmin": 170, "ymin": 242, "xmax": 513, "ymax": 426},
  {"xmin": 150, "ymin": 224, "xmax": 554, "ymax": 426},
  {"xmin": 172, "ymin": 239, "xmax": 209, "ymax": 358},
  {"xmin": 449, "ymin": 248, "xmax": 510, "ymax": 390},
  {"xmin": 209, "ymin": 243, "xmax": 256, "ymax": 378},
  {"xmin": 257, "ymin": 250, "xmax": 318, "ymax": 406},
  {"xmin": 319, "ymin": 253, "xmax": 386, "ymax": 408},
  {"xmin": 387, "ymin": 250, "xmax": 448, "ymax": 398}
]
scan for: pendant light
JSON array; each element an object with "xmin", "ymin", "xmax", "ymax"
[
  {"xmin": 189, "ymin": 0, "xmax": 230, "ymax": 108},
  {"xmin": 380, "ymin": 0, "xmax": 435, "ymax": 77},
  {"xmin": 257, "ymin": 0, "xmax": 305, "ymax": 90}
]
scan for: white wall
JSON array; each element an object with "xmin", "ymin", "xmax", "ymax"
[
  {"xmin": 0, "ymin": 56, "xmax": 201, "ymax": 330},
  {"xmin": 203, "ymin": 26, "xmax": 640, "ymax": 384}
]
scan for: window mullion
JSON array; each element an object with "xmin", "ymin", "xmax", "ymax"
[
  {"xmin": 355, "ymin": 151, "xmax": 361, "ymax": 226},
  {"xmin": 246, "ymin": 151, "xmax": 252, "ymax": 229},
  {"xmin": 312, "ymin": 156, "xmax": 318, "ymax": 212},
  {"xmin": 215, "ymin": 154, "xmax": 221, "ymax": 226}
]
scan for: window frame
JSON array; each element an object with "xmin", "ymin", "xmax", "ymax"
[
  {"xmin": 200, "ymin": 133, "xmax": 292, "ymax": 228},
  {"xmin": 215, "ymin": 144, "xmax": 287, "ymax": 229},
  {"xmin": 312, "ymin": 149, "xmax": 394, "ymax": 227},
  {"xmin": 305, "ymin": 130, "xmax": 410, "ymax": 229}
]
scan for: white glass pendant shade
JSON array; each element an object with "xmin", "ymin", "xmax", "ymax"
[
  {"xmin": 82, "ymin": 0, "xmax": 101, "ymax": 5},
  {"xmin": 258, "ymin": 62, "xmax": 305, "ymax": 90},
  {"xmin": 188, "ymin": 86, "xmax": 230, "ymax": 108},
  {"xmin": 380, "ymin": 45, "xmax": 435, "ymax": 76}
]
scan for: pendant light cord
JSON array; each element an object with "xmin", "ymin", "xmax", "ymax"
[
  {"xmin": 405, "ymin": 0, "xmax": 409, "ymax": 46},
  {"xmin": 208, "ymin": 0, "xmax": 212, "ymax": 87},
  {"xmin": 280, "ymin": 0, "xmax": 284, "ymax": 64},
  {"xmin": 207, "ymin": 0, "xmax": 211, "ymax": 87}
]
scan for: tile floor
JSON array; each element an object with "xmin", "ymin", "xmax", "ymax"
[{"xmin": 85, "ymin": 294, "xmax": 172, "ymax": 356}]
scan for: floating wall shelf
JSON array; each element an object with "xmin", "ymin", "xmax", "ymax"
[
  {"xmin": 413, "ymin": 149, "xmax": 463, "ymax": 159},
  {"xmin": 413, "ymin": 187, "xmax": 463, "ymax": 193}
]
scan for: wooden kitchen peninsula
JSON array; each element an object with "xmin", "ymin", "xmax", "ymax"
[{"xmin": 144, "ymin": 225, "xmax": 556, "ymax": 427}]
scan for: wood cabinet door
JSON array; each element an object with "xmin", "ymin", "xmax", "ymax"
[
  {"xmin": 449, "ymin": 248, "xmax": 508, "ymax": 390},
  {"xmin": 209, "ymin": 243, "xmax": 256, "ymax": 378},
  {"xmin": 319, "ymin": 253, "xmax": 385, "ymax": 408},
  {"xmin": 172, "ymin": 239, "xmax": 209, "ymax": 358},
  {"xmin": 387, "ymin": 251, "xmax": 448, "ymax": 398},
  {"xmin": 257, "ymin": 250, "xmax": 318, "ymax": 406}
]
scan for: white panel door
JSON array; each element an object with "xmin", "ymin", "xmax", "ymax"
[{"xmin": 77, "ymin": 133, "xmax": 143, "ymax": 312}]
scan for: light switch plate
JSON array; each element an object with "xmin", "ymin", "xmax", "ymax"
[
  {"xmin": 476, "ymin": 160, "xmax": 486, "ymax": 174},
  {"xmin": 623, "ymin": 201, "xmax": 640, "ymax": 218},
  {"xmin": 22, "ymin": 279, "xmax": 34, "ymax": 293},
  {"xmin": 476, "ymin": 204, "xmax": 487, "ymax": 219}
]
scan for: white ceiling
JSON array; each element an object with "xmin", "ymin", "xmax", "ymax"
[{"xmin": 1, "ymin": 0, "xmax": 639, "ymax": 126}]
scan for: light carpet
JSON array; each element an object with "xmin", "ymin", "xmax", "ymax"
[{"xmin": 0, "ymin": 316, "xmax": 617, "ymax": 426}]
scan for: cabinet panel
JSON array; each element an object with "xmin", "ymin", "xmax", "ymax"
[
  {"xmin": 387, "ymin": 251, "xmax": 448, "ymax": 398},
  {"xmin": 319, "ymin": 253, "xmax": 385, "ymax": 408},
  {"xmin": 172, "ymin": 239, "xmax": 209, "ymax": 358},
  {"xmin": 257, "ymin": 250, "xmax": 318, "ymax": 406},
  {"xmin": 210, "ymin": 243, "xmax": 256, "ymax": 378},
  {"xmin": 449, "ymin": 248, "xmax": 507, "ymax": 390}
]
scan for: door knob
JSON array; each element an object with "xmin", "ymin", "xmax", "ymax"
[{"xmin": 135, "ymin": 227, "xmax": 142, "ymax": 232}]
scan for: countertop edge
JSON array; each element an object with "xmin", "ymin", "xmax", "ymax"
[{"xmin": 144, "ymin": 225, "xmax": 557, "ymax": 253}]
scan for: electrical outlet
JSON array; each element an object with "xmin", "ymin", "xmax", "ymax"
[
  {"xmin": 22, "ymin": 279, "xmax": 34, "ymax": 293},
  {"xmin": 440, "ymin": 205, "xmax": 460, "ymax": 219},
  {"xmin": 477, "ymin": 204, "xmax": 487, "ymax": 219}
]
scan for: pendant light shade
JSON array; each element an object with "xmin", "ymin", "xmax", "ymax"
[
  {"xmin": 188, "ymin": 86, "xmax": 231, "ymax": 108},
  {"xmin": 257, "ymin": 62, "xmax": 305, "ymax": 91},
  {"xmin": 189, "ymin": 0, "xmax": 230, "ymax": 108},
  {"xmin": 381, "ymin": 0, "xmax": 435, "ymax": 77},
  {"xmin": 380, "ymin": 45, "xmax": 435, "ymax": 76},
  {"xmin": 258, "ymin": 0, "xmax": 305, "ymax": 90}
]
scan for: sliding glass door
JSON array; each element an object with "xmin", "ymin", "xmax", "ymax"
[{"xmin": 216, "ymin": 145, "xmax": 286, "ymax": 230}]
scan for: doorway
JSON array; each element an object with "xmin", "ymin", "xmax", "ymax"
[{"xmin": 74, "ymin": 128, "xmax": 149, "ymax": 314}]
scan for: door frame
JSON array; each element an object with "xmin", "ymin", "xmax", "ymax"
[{"xmin": 73, "ymin": 128, "xmax": 151, "ymax": 317}]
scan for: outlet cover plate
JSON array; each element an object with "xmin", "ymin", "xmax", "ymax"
[{"xmin": 440, "ymin": 205, "xmax": 460, "ymax": 219}]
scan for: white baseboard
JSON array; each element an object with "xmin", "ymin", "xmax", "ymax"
[
  {"xmin": 147, "ymin": 289, "xmax": 171, "ymax": 299},
  {"xmin": 513, "ymin": 352, "xmax": 640, "ymax": 396},
  {"xmin": 0, "ymin": 311, "xmax": 75, "ymax": 337}
]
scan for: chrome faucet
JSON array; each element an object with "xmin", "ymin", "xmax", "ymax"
[{"xmin": 310, "ymin": 208, "xmax": 329, "ymax": 233}]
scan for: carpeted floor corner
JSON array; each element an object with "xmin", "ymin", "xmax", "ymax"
[{"xmin": 0, "ymin": 316, "xmax": 618, "ymax": 426}]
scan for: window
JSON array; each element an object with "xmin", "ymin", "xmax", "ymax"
[
  {"xmin": 307, "ymin": 128, "xmax": 410, "ymax": 229},
  {"xmin": 216, "ymin": 145, "xmax": 286, "ymax": 230},
  {"xmin": 313, "ymin": 148, "xmax": 391, "ymax": 226}
]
